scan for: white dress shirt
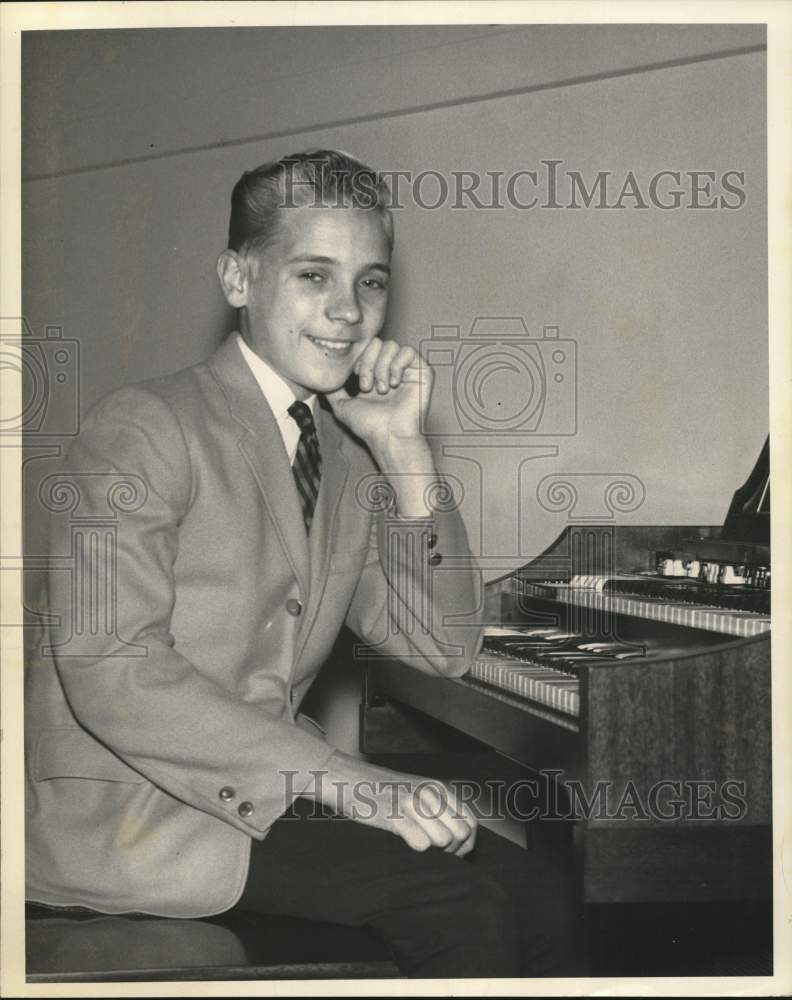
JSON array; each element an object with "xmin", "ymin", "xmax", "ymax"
[{"xmin": 236, "ymin": 332, "xmax": 316, "ymax": 464}]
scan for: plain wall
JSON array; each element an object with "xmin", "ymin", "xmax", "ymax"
[{"xmin": 20, "ymin": 25, "xmax": 768, "ymax": 751}]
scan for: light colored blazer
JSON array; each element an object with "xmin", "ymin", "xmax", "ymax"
[{"xmin": 25, "ymin": 334, "xmax": 483, "ymax": 918}]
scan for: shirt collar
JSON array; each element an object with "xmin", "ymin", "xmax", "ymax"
[{"xmin": 236, "ymin": 332, "xmax": 316, "ymax": 421}]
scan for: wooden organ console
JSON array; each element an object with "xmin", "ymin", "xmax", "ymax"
[{"xmin": 360, "ymin": 440, "xmax": 772, "ymax": 906}]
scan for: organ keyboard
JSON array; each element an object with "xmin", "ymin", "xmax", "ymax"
[
  {"xmin": 521, "ymin": 578, "xmax": 771, "ymax": 637},
  {"xmin": 360, "ymin": 440, "xmax": 772, "ymax": 906}
]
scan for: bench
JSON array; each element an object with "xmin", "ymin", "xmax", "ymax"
[{"xmin": 25, "ymin": 904, "xmax": 401, "ymax": 982}]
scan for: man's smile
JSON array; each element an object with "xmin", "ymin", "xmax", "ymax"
[{"xmin": 305, "ymin": 333, "xmax": 357, "ymax": 357}]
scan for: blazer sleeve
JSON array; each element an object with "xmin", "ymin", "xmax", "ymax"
[
  {"xmin": 47, "ymin": 386, "xmax": 335, "ymax": 840},
  {"xmin": 343, "ymin": 478, "xmax": 485, "ymax": 677}
]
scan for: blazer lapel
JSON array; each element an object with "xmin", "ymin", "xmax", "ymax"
[{"xmin": 207, "ymin": 335, "xmax": 310, "ymax": 596}]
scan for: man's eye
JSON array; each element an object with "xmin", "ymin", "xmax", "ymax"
[
  {"xmin": 362, "ymin": 277, "xmax": 387, "ymax": 291},
  {"xmin": 300, "ymin": 271, "xmax": 324, "ymax": 283}
]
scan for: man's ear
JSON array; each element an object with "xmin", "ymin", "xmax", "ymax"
[{"xmin": 217, "ymin": 250, "xmax": 248, "ymax": 308}]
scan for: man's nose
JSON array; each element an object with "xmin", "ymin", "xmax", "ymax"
[{"xmin": 326, "ymin": 286, "xmax": 362, "ymax": 326}]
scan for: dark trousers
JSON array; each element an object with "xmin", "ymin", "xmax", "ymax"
[{"xmin": 237, "ymin": 799, "xmax": 583, "ymax": 978}]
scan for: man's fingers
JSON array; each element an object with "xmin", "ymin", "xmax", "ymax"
[
  {"xmin": 396, "ymin": 811, "xmax": 474, "ymax": 856},
  {"xmin": 446, "ymin": 793, "xmax": 478, "ymax": 857},
  {"xmin": 354, "ymin": 340, "xmax": 419, "ymax": 393},
  {"xmin": 404, "ymin": 788, "xmax": 457, "ymax": 850},
  {"xmin": 417, "ymin": 781, "xmax": 478, "ymax": 831},
  {"xmin": 430, "ymin": 785, "xmax": 478, "ymax": 856},
  {"xmin": 371, "ymin": 340, "xmax": 400, "ymax": 393},
  {"xmin": 397, "ymin": 818, "xmax": 434, "ymax": 853},
  {"xmin": 404, "ymin": 808, "xmax": 457, "ymax": 851},
  {"xmin": 353, "ymin": 338, "xmax": 383, "ymax": 390},
  {"xmin": 417, "ymin": 786, "xmax": 472, "ymax": 844},
  {"xmin": 454, "ymin": 825, "xmax": 477, "ymax": 857},
  {"xmin": 388, "ymin": 345, "xmax": 417, "ymax": 386},
  {"xmin": 409, "ymin": 783, "xmax": 476, "ymax": 854},
  {"xmin": 448, "ymin": 792, "xmax": 479, "ymax": 832}
]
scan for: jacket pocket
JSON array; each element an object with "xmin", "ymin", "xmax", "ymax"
[
  {"xmin": 34, "ymin": 727, "xmax": 146, "ymax": 784},
  {"xmin": 328, "ymin": 546, "xmax": 370, "ymax": 573}
]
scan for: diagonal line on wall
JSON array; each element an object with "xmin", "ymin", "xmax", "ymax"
[{"xmin": 22, "ymin": 43, "xmax": 766, "ymax": 184}]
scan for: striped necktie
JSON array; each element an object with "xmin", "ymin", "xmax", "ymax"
[{"xmin": 288, "ymin": 400, "xmax": 322, "ymax": 533}]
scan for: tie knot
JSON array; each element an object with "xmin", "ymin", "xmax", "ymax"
[{"xmin": 288, "ymin": 400, "xmax": 315, "ymax": 434}]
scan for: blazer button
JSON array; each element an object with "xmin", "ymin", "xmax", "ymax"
[
  {"xmin": 219, "ymin": 786, "xmax": 235, "ymax": 802},
  {"xmin": 238, "ymin": 801, "xmax": 255, "ymax": 818},
  {"xmin": 286, "ymin": 598, "xmax": 302, "ymax": 616},
  {"xmin": 429, "ymin": 552, "xmax": 443, "ymax": 566}
]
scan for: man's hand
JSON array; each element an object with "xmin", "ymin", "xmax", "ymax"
[
  {"xmin": 327, "ymin": 340, "xmax": 442, "ymax": 518},
  {"xmin": 303, "ymin": 750, "xmax": 478, "ymax": 857},
  {"xmin": 326, "ymin": 340, "xmax": 431, "ymax": 450}
]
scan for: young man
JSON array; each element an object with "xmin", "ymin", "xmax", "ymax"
[{"xmin": 25, "ymin": 151, "xmax": 578, "ymax": 977}]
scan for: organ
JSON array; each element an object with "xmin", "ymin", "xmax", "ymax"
[{"xmin": 360, "ymin": 439, "xmax": 772, "ymax": 905}]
